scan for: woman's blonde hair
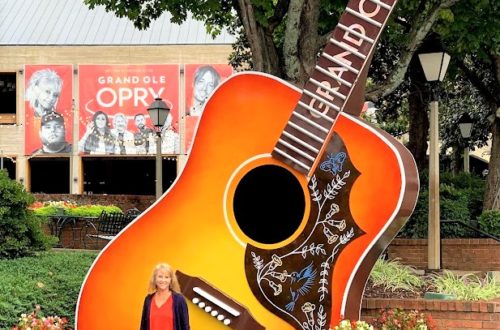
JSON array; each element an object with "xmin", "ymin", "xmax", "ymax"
[{"xmin": 147, "ymin": 263, "xmax": 181, "ymax": 294}]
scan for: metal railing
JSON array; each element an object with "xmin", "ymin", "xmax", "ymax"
[{"xmin": 441, "ymin": 220, "xmax": 500, "ymax": 242}]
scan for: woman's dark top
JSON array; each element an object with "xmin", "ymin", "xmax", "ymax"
[{"xmin": 140, "ymin": 292, "xmax": 190, "ymax": 330}]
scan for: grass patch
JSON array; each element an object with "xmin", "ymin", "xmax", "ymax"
[
  {"xmin": 369, "ymin": 258, "xmax": 424, "ymax": 292},
  {"xmin": 431, "ymin": 271, "xmax": 500, "ymax": 301},
  {"xmin": 0, "ymin": 250, "xmax": 97, "ymax": 329}
]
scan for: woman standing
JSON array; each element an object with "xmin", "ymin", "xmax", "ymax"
[
  {"xmin": 140, "ymin": 263, "xmax": 190, "ymax": 330},
  {"xmin": 79, "ymin": 111, "xmax": 116, "ymax": 154}
]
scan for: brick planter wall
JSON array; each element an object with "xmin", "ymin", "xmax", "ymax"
[
  {"xmin": 387, "ymin": 239, "xmax": 500, "ymax": 271},
  {"xmin": 37, "ymin": 194, "xmax": 156, "ymax": 249},
  {"xmin": 361, "ymin": 298, "xmax": 500, "ymax": 330}
]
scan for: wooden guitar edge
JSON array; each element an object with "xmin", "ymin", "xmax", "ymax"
[{"xmin": 342, "ymin": 125, "xmax": 420, "ymax": 320}]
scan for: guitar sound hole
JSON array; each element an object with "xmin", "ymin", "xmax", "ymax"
[{"xmin": 233, "ymin": 165, "xmax": 305, "ymax": 245}]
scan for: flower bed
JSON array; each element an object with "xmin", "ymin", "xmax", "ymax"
[{"xmin": 30, "ymin": 200, "xmax": 123, "ymax": 217}]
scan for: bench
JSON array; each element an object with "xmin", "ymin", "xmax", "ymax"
[{"xmin": 82, "ymin": 211, "xmax": 136, "ymax": 249}]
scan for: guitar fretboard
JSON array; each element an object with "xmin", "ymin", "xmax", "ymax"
[{"xmin": 272, "ymin": 0, "xmax": 397, "ymax": 175}]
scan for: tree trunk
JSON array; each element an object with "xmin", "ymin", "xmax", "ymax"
[
  {"xmin": 483, "ymin": 55, "xmax": 500, "ymax": 210},
  {"xmin": 407, "ymin": 61, "xmax": 430, "ymax": 172},
  {"xmin": 483, "ymin": 114, "xmax": 500, "ymax": 210},
  {"xmin": 282, "ymin": 0, "xmax": 320, "ymax": 86},
  {"xmin": 237, "ymin": 0, "xmax": 282, "ymax": 77}
]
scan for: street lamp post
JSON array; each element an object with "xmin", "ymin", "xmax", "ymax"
[
  {"xmin": 458, "ymin": 113, "xmax": 473, "ymax": 173},
  {"xmin": 147, "ymin": 97, "xmax": 170, "ymax": 200},
  {"xmin": 418, "ymin": 50, "xmax": 450, "ymax": 270}
]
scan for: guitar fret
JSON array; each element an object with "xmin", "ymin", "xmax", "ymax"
[
  {"xmin": 277, "ymin": 139, "xmax": 316, "ymax": 162},
  {"xmin": 300, "ymin": 95, "xmax": 339, "ymax": 117},
  {"xmin": 337, "ymin": 23, "xmax": 375, "ymax": 44},
  {"xmin": 315, "ymin": 64, "xmax": 354, "ymax": 87},
  {"xmin": 288, "ymin": 121, "xmax": 325, "ymax": 144},
  {"xmin": 346, "ymin": 7, "xmax": 382, "ymax": 28},
  {"xmin": 370, "ymin": 0, "xmax": 392, "ymax": 10},
  {"xmin": 321, "ymin": 51, "xmax": 360, "ymax": 74},
  {"xmin": 329, "ymin": 39, "xmax": 366, "ymax": 60},
  {"xmin": 309, "ymin": 78, "xmax": 347, "ymax": 100},
  {"xmin": 273, "ymin": 147, "xmax": 311, "ymax": 171},
  {"xmin": 282, "ymin": 131, "xmax": 319, "ymax": 153},
  {"xmin": 292, "ymin": 112, "xmax": 330, "ymax": 134}
]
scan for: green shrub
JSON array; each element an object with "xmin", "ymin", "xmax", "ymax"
[
  {"xmin": 64, "ymin": 204, "xmax": 122, "ymax": 217},
  {"xmin": 369, "ymin": 258, "xmax": 424, "ymax": 292},
  {"xmin": 0, "ymin": 170, "xmax": 56, "ymax": 259},
  {"xmin": 431, "ymin": 271, "xmax": 500, "ymax": 301},
  {"xmin": 477, "ymin": 210, "xmax": 500, "ymax": 237},
  {"xmin": 0, "ymin": 250, "xmax": 98, "ymax": 328},
  {"xmin": 398, "ymin": 170, "xmax": 485, "ymax": 238}
]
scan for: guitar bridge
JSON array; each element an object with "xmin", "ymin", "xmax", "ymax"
[{"xmin": 176, "ymin": 270, "xmax": 265, "ymax": 330}]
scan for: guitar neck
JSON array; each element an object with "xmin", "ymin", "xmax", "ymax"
[{"xmin": 272, "ymin": 0, "xmax": 398, "ymax": 175}]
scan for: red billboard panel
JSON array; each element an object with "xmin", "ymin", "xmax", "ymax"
[
  {"xmin": 24, "ymin": 65, "xmax": 73, "ymax": 155},
  {"xmin": 184, "ymin": 64, "xmax": 233, "ymax": 152},
  {"xmin": 78, "ymin": 64, "xmax": 180, "ymax": 155}
]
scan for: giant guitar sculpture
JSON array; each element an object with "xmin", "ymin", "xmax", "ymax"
[{"xmin": 76, "ymin": 0, "xmax": 418, "ymax": 329}]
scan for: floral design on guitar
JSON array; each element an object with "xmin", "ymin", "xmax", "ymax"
[{"xmin": 246, "ymin": 133, "xmax": 363, "ymax": 330}]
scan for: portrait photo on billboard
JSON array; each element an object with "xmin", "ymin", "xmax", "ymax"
[
  {"xmin": 184, "ymin": 64, "xmax": 233, "ymax": 153},
  {"xmin": 78, "ymin": 64, "xmax": 180, "ymax": 155},
  {"xmin": 24, "ymin": 65, "xmax": 73, "ymax": 155}
]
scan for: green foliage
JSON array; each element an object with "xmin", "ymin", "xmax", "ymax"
[
  {"xmin": 436, "ymin": 0, "xmax": 499, "ymax": 59},
  {"xmin": 334, "ymin": 319, "xmax": 374, "ymax": 330},
  {"xmin": 32, "ymin": 203, "xmax": 123, "ymax": 218},
  {"xmin": 431, "ymin": 271, "xmax": 500, "ymax": 301},
  {"xmin": 369, "ymin": 259, "xmax": 424, "ymax": 293},
  {"xmin": 63, "ymin": 205, "xmax": 122, "ymax": 217},
  {"xmin": 0, "ymin": 250, "xmax": 98, "ymax": 328},
  {"xmin": 0, "ymin": 170, "xmax": 56, "ymax": 259},
  {"xmin": 477, "ymin": 210, "xmax": 500, "ymax": 237},
  {"xmin": 399, "ymin": 170, "xmax": 486, "ymax": 238}
]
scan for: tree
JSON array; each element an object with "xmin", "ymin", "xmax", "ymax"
[
  {"xmin": 84, "ymin": 0, "xmax": 499, "ymax": 209},
  {"xmin": 366, "ymin": 0, "xmax": 499, "ymax": 210}
]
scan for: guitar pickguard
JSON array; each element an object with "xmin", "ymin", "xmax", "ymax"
[{"xmin": 245, "ymin": 133, "xmax": 362, "ymax": 329}]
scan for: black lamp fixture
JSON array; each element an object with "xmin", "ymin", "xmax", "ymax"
[
  {"xmin": 458, "ymin": 113, "xmax": 473, "ymax": 139},
  {"xmin": 147, "ymin": 97, "xmax": 171, "ymax": 135},
  {"xmin": 418, "ymin": 51, "xmax": 451, "ymax": 82}
]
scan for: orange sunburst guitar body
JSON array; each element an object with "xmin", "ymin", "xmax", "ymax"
[{"xmin": 77, "ymin": 0, "xmax": 419, "ymax": 329}]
